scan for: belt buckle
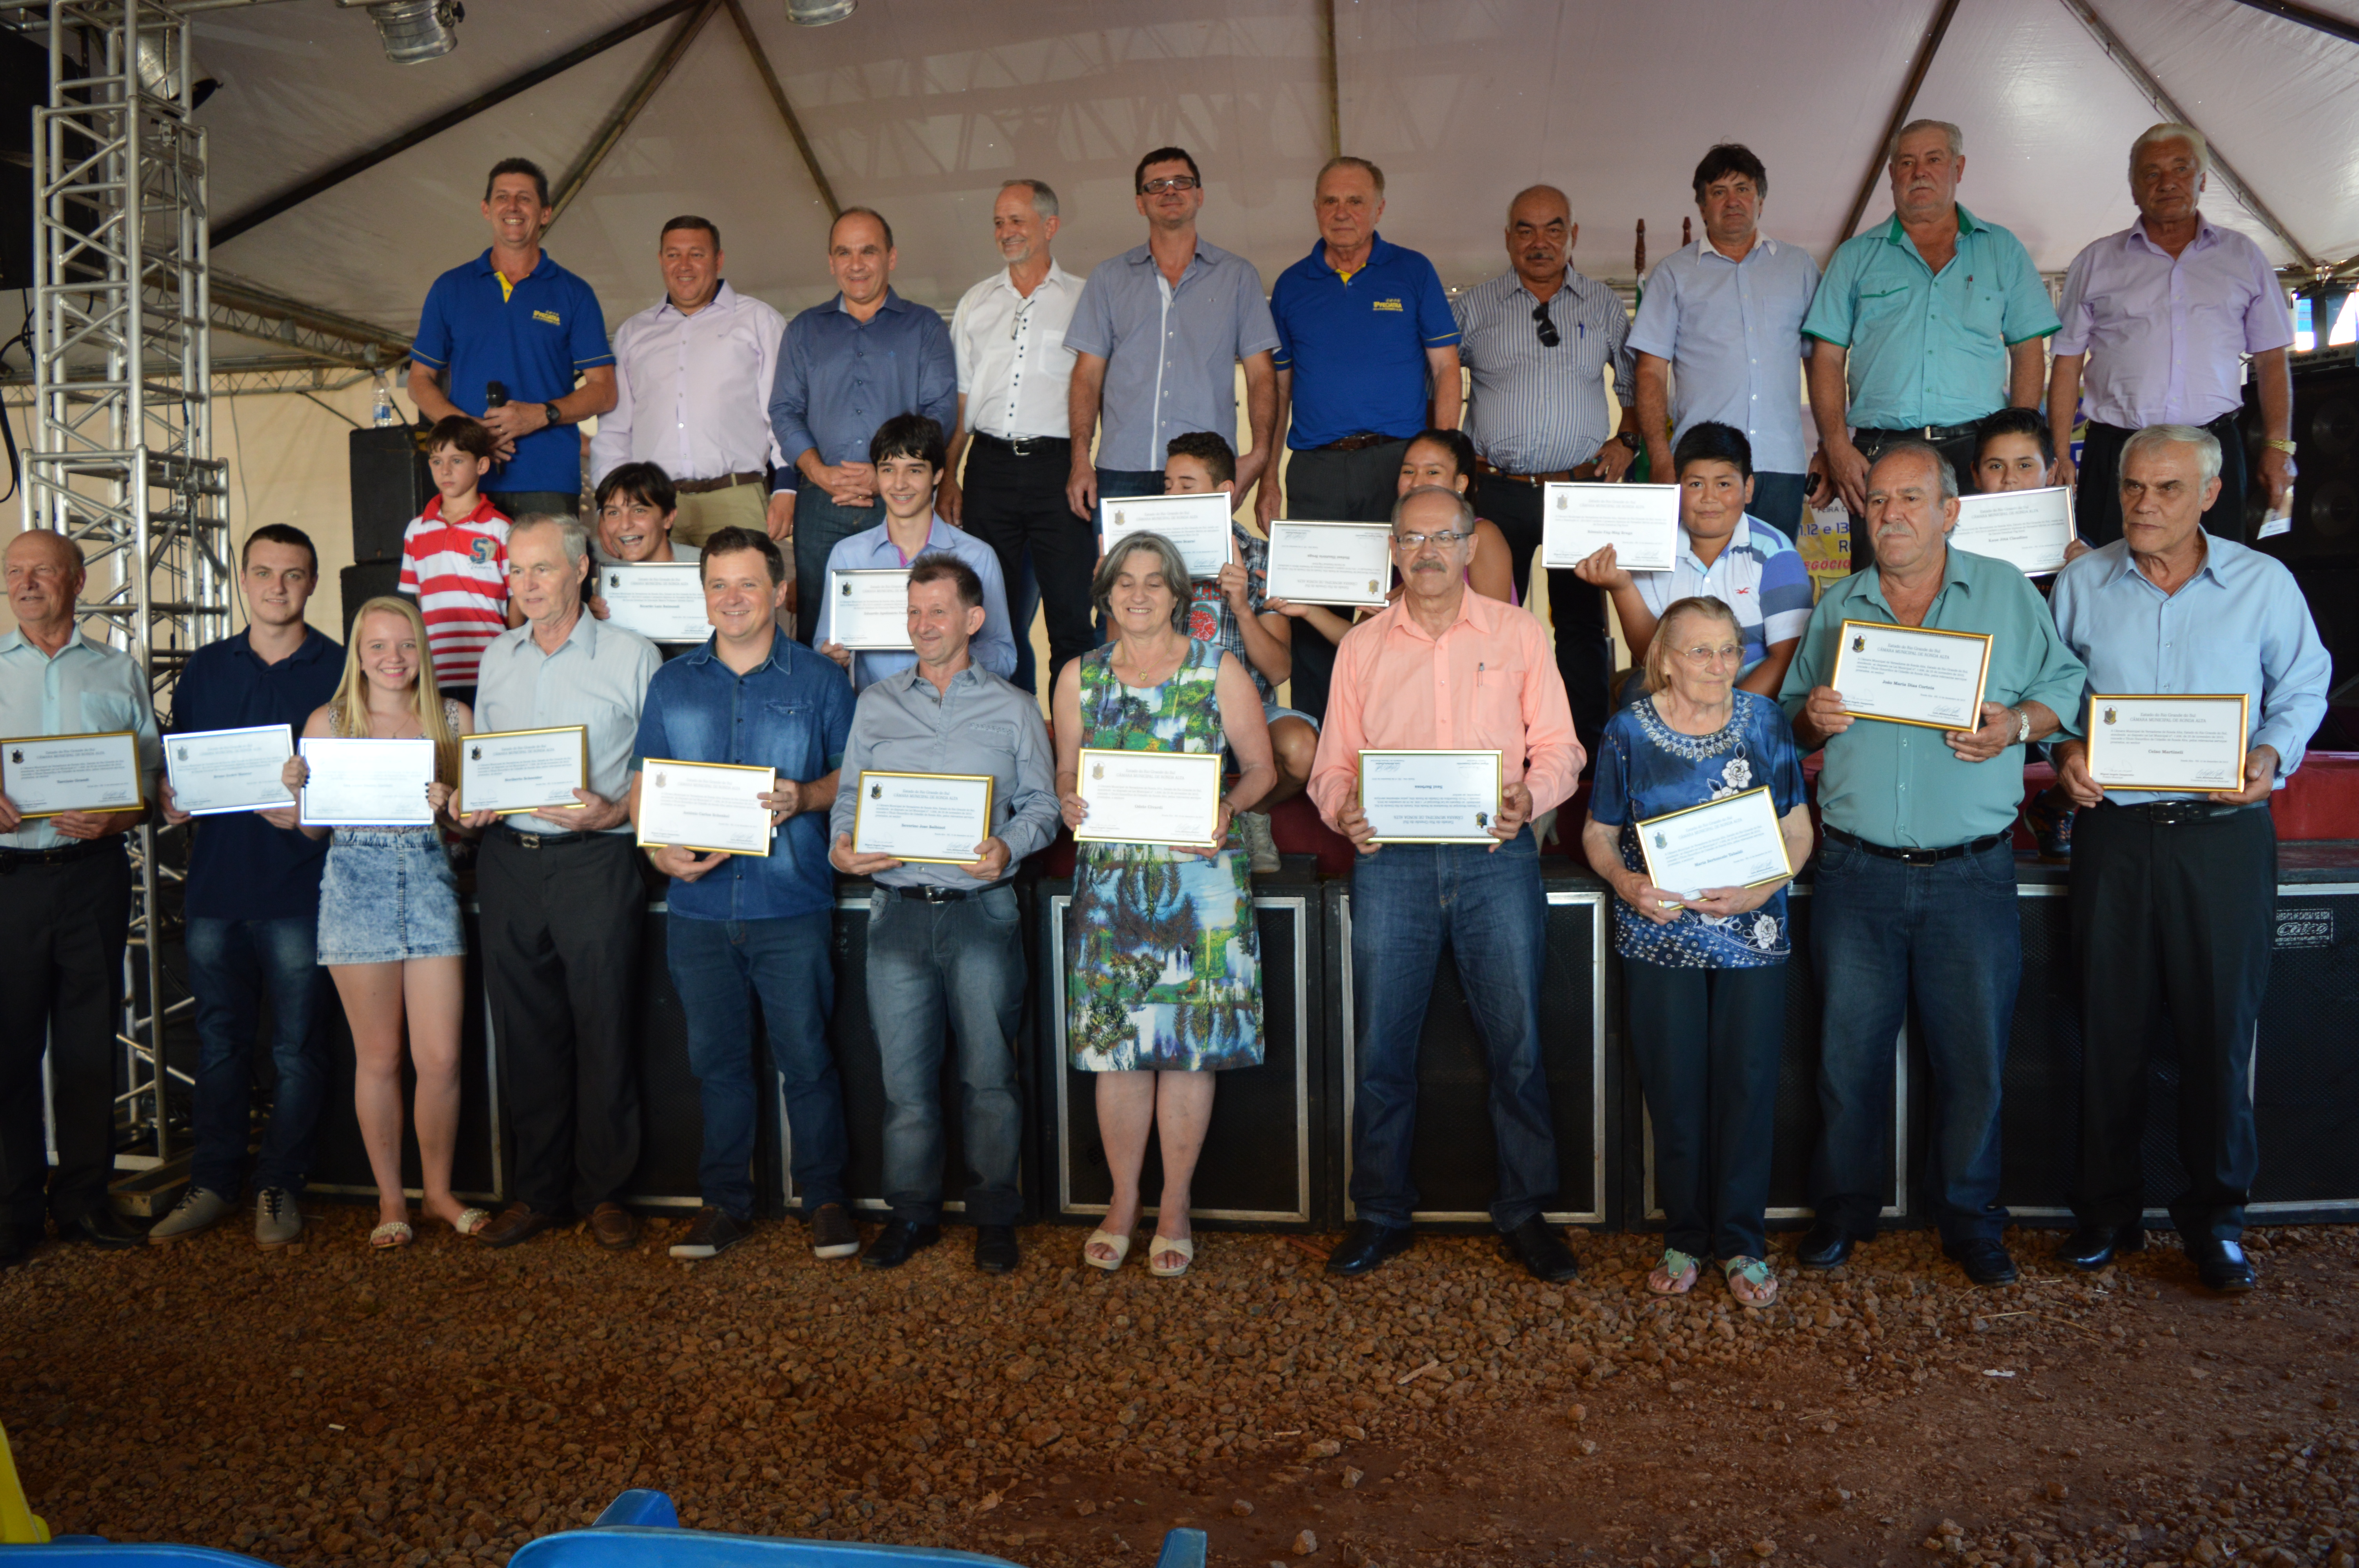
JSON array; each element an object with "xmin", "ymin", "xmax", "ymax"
[{"xmin": 516, "ymin": 831, "xmax": 541, "ymax": 849}]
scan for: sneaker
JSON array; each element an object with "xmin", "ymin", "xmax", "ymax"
[
  {"xmin": 1236, "ymin": 808, "xmax": 1281, "ymax": 875},
  {"xmin": 669, "ymin": 1205, "xmax": 751, "ymax": 1260},
  {"xmin": 254, "ymin": 1187, "xmax": 303, "ymax": 1249},
  {"xmin": 808, "ymin": 1201, "xmax": 860, "ymax": 1260},
  {"xmin": 148, "ymin": 1185, "xmax": 235, "ymax": 1245},
  {"xmin": 2024, "ymin": 787, "xmax": 2074, "ymax": 863}
]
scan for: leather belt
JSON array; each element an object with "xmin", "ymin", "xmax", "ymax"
[
  {"xmin": 1854, "ymin": 424, "xmax": 1982, "ymax": 444},
  {"xmin": 2097, "ymin": 799, "xmax": 2259, "ymax": 824},
  {"xmin": 494, "ymin": 822, "xmax": 601, "ymax": 848},
  {"xmin": 894, "ymin": 880, "xmax": 1008, "ymax": 903},
  {"xmin": 0, "ymin": 837, "xmax": 121, "ymax": 871},
  {"xmin": 1825, "ymin": 825, "xmax": 2008, "ymax": 864},
  {"xmin": 972, "ymin": 431, "xmax": 1070, "ymax": 457},
  {"xmin": 1474, "ymin": 456, "xmax": 1602, "ymax": 484},
  {"xmin": 673, "ymin": 471, "xmax": 764, "ymax": 495},
  {"xmin": 1317, "ymin": 433, "xmax": 1402, "ymax": 453}
]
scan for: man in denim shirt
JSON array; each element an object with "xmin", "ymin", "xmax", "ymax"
[{"xmin": 631, "ymin": 527, "xmax": 859, "ymax": 1262}]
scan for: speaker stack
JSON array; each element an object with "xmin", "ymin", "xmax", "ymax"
[
  {"xmin": 2251, "ymin": 344, "xmax": 2359, "ymax": 711},
  {"xmin": 343, "ymin": 425, "xmax": 436, "ymax": 637}
]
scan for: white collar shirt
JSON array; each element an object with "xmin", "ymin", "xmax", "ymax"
[
  {"xmin": 949, "ymin": 261, "xmax": 1083, "ymax": 442},
  {"xmin": 590, "ymin": 280, "xmax": 789, "ymax": 486}
]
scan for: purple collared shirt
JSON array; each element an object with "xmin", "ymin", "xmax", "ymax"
[{"xmin": 2053, "ymin": 216, "xmax": 2294, "ymax": 428}]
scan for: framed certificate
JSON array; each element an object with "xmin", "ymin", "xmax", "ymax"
[
  {"xmin": 1635, "ymin": 787, "xmax": 1793, "ymax": 900},
  {"xmin": 1072, "ymin": 747, "xmax": 1223, "ymax": 848},
  {"xmin": 298, "ymin": 737, "xmax": 436, "ymax": 827},
  {"xmin": 165, "ymin": 724, "xmax": 293, "ymax": 816},
  {"xmin": 1358, "ymin": 749, "xmax": 1503, "ymax": 844},
  {"xmin": 2084, "ymin": 694, "xmax": 2250, "ymax": 793},
  {"xmin": 1540, "ymin": 482, "xmax": 1680, "ymax": 572},
  {"xmin": 1, "ymin": 731, "xmax": 145, "ymax": 818},
  {"xmin": 828, "ymin": 568, "xmax": 914, "ymax": 651},
  {"xmin": 851, "ymin": 770, "xmax": 995, "ymax": 864},
  {"xmin": 1265, "ymin": 521, "xmax": 1394, "ymax": 607},
  {"xmin": 1828, "ymin": 619, "xmax": 1992, "ymax": 731},
  {"xmin": 1952, "ymin": 487, "xmax": 2075, "ymax": 577},
  {"xmin": 597, "ymin": 562, "xmax": 708, "ymax": 642},
  {"xmin": 457, "ymin": 726, "xmax": 589, "ymax": 817},
  {"xmin": 636, "ymin": 758, "xmax": 775, "ymax": 857},
  {"xmin": 1100, "ymin": 492, "xmax": 1236, "ymax": 579}
]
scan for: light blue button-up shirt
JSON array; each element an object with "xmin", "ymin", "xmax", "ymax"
[
  {"xmin": 0, "ymin": 629, "xmax": 161, "ymax": 851},
  {"xmin": 1628, "ymin": 236, "xmax": 1821, "ymax": 473},
  {"xmin": 474, "ymin": 609, "xmax": 661, "ymax": 834},
  {"xmin": 2048, "ymin": 536, "xmax": 2329, "ymax": 803},
  {"xmin": 814, "ymin": 516, "xmax": 1016, "ymax": 692},
  {"xmin": 1065, "ymin": 238, "xmax": 1281, "ymax": 474}
]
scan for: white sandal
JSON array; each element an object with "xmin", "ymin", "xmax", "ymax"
[
  {"xmin": 451, "ymin": 1207, "xmax": 491, "ymax": 1238},
  {"xmin": 369, "ymin": 1220, "xmax": 413, "ymax": 1250},
  {"xmin": 1147, "ymin": 1234, "xmax": 1194, "ymax": 1278},
  {"xmin": 1082, "ymin": 1228, "xmax": 1131, "ymax": 1271}
]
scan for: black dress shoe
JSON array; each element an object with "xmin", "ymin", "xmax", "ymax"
[
  {"xmin": 860, "ymin": 1218, "xmax": 941, "ymax": 1269},
  {"xmin": 972, "ymin": 1224, "xmax": 1019, "ymax": 1274},
  {"xmin": 1325, "ymin": 1219, "xmax": 1414, "ymax": 1277},
  {"xmin": 66, "ymin": 1208, "xmax": 148, "ymax": 1249},
  {"xmin": 2186, "ymin": 1236, "xmax": 2255, "ymax": 1293},
  {"xmin": 1502, "ymin": 1216, "xmax": 1581, "ymax": 1283},
  {"xmin": 1796, "ymin": 1219, "xmax": 1856, "ymax": 1269},
  {"xmin": 1945, "ymin": 1237, "xmax": 2019, "ymax": 1287},
  {"xmin": 2055, "ymin": 1223, "xmax": 2145, "ymax": 1271}
]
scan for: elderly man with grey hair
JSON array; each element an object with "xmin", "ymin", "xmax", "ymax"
[
  {"xmin": 2048, "ymin": 125, "xmax": 2297, "ymax": 548},
  {"xmin": 460, "ymin": 512, "xmax": 663, "ymax": 1252},
  {"xmin": 2046, "ymin": 424, "xmax": 2328, "ymax": 1291},
  {"xmin": 1803, "ymin": 118, "xmax": 2059, "ymax": 528}
]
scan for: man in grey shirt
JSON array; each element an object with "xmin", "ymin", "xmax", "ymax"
[
  {"xmin": 459, "ymin": 512, "xmax": 662, "ymax": 1253},
  {"xmin": 829, "ymin": 553, "xmax": 1058, "ymax": 1275}
]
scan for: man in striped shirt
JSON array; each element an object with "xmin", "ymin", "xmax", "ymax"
[{"xmin": 397, "ymin": 415, "xmax": 522, "ymax": 703}]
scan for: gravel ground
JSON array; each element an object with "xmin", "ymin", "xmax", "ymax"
[{"xmin": 4, "ymin": 1209, "xmax": 2354, "ymax": 1568}]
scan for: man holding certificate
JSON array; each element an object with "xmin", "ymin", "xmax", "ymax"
[
  {"xmin": 632, "ymin": 528, "xmax": 861, "ymax": 1264},
  {"xmin": 2047, "ymin": 424, "xmax": 2328, "ymax": 1292},
  {"xmin": 462, "ymin": 514, "xmax": 661, "ymax": 1253},
  {"xmin": 1780, "ymin": 443, "xmax": 2086, "ymax": 1287},
  {"xmin": 0, "ymin": 529, "xmax": 162, "ymax": 1262},
  {"xmin": 1307, "ymin": 486, "xmax": 1585, "ymax": 1284},
  {"xmin": 827, "ymin": 557, "xmax": 1058, "ymax": 1274}
]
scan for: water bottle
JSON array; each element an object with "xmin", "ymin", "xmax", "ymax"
[{"xmin": 372, "ymin": 385, "xmax": 396, "ymax": 428}]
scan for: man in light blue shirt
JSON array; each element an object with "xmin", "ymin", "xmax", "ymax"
[
  {"xmin": 1629, "ymin": 143, "xmax": 1821, "ymax": 536},
  {"xmin": 2046, "ymin": 424, "xmax": 2328, "ymax": 1293}
]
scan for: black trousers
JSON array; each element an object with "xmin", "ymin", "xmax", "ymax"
[
  {"xmin": 2072, "ymin": 412, "xmax": 2248, "ymax": 548},
  {"xmin": 478, "ymin": 831, "xmax": 646, "ymax": 1217},
  {"xmin": 1480, "ymin": 476, "xmax": 1610, "ymax": 766},
  {"xmin": 2069, "ymin": 802, "xmax": 2274, "ymax": 1238},
  {"xmin": 961, "ymin": 433, "xmax": 1096, "ymax": 693},
  {"xmin": 0, "ymin": 845, "xmax": 131, "ymax": 1232},
  {"xmin": 1283, "ymin": 440, "xmax": 1409, "ymax": 722}
]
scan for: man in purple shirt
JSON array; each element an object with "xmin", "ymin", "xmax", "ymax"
[{"xmin": 2048, "ymin": 123, "xmax": 2296, "ymax": 546}]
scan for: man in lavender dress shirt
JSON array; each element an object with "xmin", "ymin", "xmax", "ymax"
[{"xmin": 2048, "ymin": 124, "xmax": 2297, "ymax": 546}]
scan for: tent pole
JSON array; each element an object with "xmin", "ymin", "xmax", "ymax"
[
  {"xmin": 2225, "ymin": 0, "xmax": 2359, "ymax": 48},
  {"xmin": 1831, "ymin": 0, "xmax": 1961, "ymax": 255},
  {"xmin": 725, "ymin": 0, "xmax": 841, "ymax": 222},
  {"xmin": 1321, "ymin": 0, "xmax": 1342, "ymax": 162},
  {"xmin": 549, "ymin": 0, "xmax": 724, "ymax": 225}
]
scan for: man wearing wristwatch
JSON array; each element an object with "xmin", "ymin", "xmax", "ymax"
[
  {"xmin": 409, "ymin": 157, "xmax": 618, "ymax": 521},
  {"xmin": 1780, "ymin": 442, "xmax": 2087, "ymax": 1290}
]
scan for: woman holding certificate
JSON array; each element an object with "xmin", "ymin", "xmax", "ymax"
[
  {"xmin": 282, "ymin": 597, "xmax": 488, "ymax": 1249},
  {"xmin": 1581, "ymin": 596, "xmax": 1812, "ymax": 1305},
  {"xmin": 1052, "ymin": 532, "xmax": 1276, "ymax": 1278}
]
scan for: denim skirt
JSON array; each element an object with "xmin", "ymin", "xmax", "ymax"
[{"xmin": 316, "ymin": 828, "xmax": 465, "ymax": 965}]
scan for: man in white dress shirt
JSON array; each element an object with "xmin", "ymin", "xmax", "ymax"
[
  {"xmin": 946, "ymin": 178, "xmax": 1085, "ymax": 693},
  {"xmin": 592, "ymin": 217, "xmax": 794, "ymax": 549}
]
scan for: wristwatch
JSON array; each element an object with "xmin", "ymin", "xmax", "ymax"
[
  {"xmin": 1616, "ymin": 430, "xmax": 1641, "ymax": 452},
  {"xmin": 542, "ymin": 400, "xmax": 565, "ymax": 429},
  {"xmin": 2012, "ymin": 706, "xmax": 2032, "ymax": 746}
]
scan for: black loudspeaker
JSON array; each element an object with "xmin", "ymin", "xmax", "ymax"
[
  {"xmin": 611, "ymin": 906, "xmax": 731, "ymax": 1213},
  {"xmin": 350, "ymin": 425, "xmax": 434, "ymax": 565},
  {"xmin": 1039, "ymin": 864, "xmax": 1327, "ymax": 1230},
  {"xmin": 2253, "ymin": 349, "xmax": 2359, "ymax": 564},
  {"xmin": 1328, "ymin": 873, "xmax": 1612, "ymax": 1232},
  {"xmin": 341, "ymin": 560, "xmax": 402, "ymax": 639},
  {"xmin": 0, "ymin": 29, "xmax": 38, "ymax": 293}
]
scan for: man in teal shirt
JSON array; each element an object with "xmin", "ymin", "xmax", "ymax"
[
  {"xmin": 1779, "ymin": 443, "xmax": 2085, "ymax": 1288},
  {"xmin": 1803, "ymin": 119, "xmax": 2058, "ymax": 526}
]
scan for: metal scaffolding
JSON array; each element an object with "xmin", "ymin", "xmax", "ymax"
[{"xmin": 22, "ymin": 0, "xmax": 229, "ymax": 1167}]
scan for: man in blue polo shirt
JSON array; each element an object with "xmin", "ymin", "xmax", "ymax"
[
  {"xmin": 409, "ymin": 157, "xmax": 617, "ymax": 519},
  {"xmin": 148, "ymin": 524, "xmax": 343, "ymax": 1250}
]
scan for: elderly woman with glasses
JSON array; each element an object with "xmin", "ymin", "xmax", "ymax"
[{"xmin": 1581, "ymin": 595, "xmax": 1814, "ymax": 1304}]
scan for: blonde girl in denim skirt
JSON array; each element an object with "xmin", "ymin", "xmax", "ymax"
[{"xmin": 282, "ymin": 596, "xmax": 489, "ymax": 1249}]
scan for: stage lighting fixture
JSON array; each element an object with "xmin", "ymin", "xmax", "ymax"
[
  {"xmin": 337, "ymin": 0, "xmax": 465, "ymax": 65},
  {"xmin": 787, "ymin": 0, "xmax": 858, "ymax": 24}
]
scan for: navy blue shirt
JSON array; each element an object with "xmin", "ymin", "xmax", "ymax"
[
  {"xmin": 766, "ymin": 290, "xmax": 957, "ymax": 470},
  {"xmin": 632, "ymin": 635, "xmax": 855, "ymax": 922},
  {"xmin": 1270, "ymin": 233, "xmax": 1459, "ymax": 449},
  {"xmin": 168, "ymin": 628, "xmax": 343, "ymax": 922},
  {"xmin": 412, "ymin": 249, "xmax": 615, "ymax": 495}
]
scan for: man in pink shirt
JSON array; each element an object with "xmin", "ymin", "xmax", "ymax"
[{"xmin": 1307, "ymin": 485, "xmax": 1585, "ymax": 1283}]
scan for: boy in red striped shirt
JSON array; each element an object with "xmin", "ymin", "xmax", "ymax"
[{"xmin": 396, "ymin": 416, "xmax": 522, "ymax": 701}]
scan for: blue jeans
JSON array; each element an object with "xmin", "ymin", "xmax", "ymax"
[
  {"xmin": 1095, "ymin": 468, "xmax": 1166, "ymax": 504},
  {"xmin": 1808, "ymin": 835, "xmax": 2020, "ymax": 1245},
  {"xmin": 791, "ymin": 489, "xmax": 884, "ymax": 647},
  {"xmin": 1349, "ymin": 829, "xmax": 1558, "ymax": 1231},
  {"xmin": 665, "ymin": 911, "xmax": 847, "ymax": 1219},
  {"xmin": 1747, "ymin": 471, "xmax": 1808, "ymax": 539},
  {"xmin": 184, "ymin": 915, "xmax": 331, "ymax": 1198},
  {"xmin": 867, "ymin": 885, "xmax": 1026, "ymax": 1225}
]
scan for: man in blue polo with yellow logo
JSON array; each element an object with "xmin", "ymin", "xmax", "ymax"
[
  {"xmin": 1261, "ymin": 154, "xmax": 1461, "ymax": 719},
  {"xmin": 409, "ymin": 157, "xmax": 618, "ymax": 520}
]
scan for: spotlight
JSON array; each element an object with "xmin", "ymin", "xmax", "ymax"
[
  {"xmin": 786, "ymin": 0, "xmax": 857, "ymax": 23},
  {"xmin": 336, "ymin": 0, "xmax": 465, "ymax": 65},
  {"xmin": 133, "ymin": 29, "xmax": 219, "ymax": 108}
]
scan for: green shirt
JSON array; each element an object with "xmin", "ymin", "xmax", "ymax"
[
  {"xmin": 1801, "ymin": 204, "xmax": 2060, "ymax": 430},
  {"xmin": 1779, "ymin": 544, "xmax": 2086, "ymax": 848}
]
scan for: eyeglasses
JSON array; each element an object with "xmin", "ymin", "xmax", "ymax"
[
  {"xmin": 1140, "ymin": 176, "xmax": 1201, "ymax": 194},
  {"xmin": 1677, "ymin": 642, "xmax": 1745, "ymax": 667},
  {"xmin": 1394, "ymin": 530, "xmax": 1472, "ymax": 550},
  {"xmin": 1532, "ymin": 299, "xmax": 1561, "ymax": 347}
]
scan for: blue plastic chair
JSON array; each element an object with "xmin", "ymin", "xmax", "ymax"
[{"xmin": 0, "ymin": 1549, "xmax": 280, "ymax": 1568}]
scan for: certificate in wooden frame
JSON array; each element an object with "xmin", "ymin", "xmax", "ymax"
[
  {"xmin": 1072, "ymin": 746, "xmax": 1224, "ymax": 848},
  {"xmin": 634, "ymin": 757, "xmax": 776, "ymax": 858},
  {"xmin": 0, "ymin": 730, "xmax": 146, "ymax": 818},
  {"xmin": 851, "ymin": 769, "xmax": 998, "ymax": 865},
  {"xmin": 2083, "ymin": 693, "xmax": 2250, "ymax": 794},
  {"xmin": 1634, "ymin": 786, "xmax": 1793, "ymax": 894}
]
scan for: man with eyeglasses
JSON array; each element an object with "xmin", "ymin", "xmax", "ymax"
[
  {"xmin": 1065, "ymin": 147, "xmax": 1280, "ymax": 524},
  {"xmin": 1308, "ymin": 485, "xmax": 1585, "ymax": 1285},
  {"xmin": 1454, "ymin": 184, "xmax": 1640, "ymax": 767}
]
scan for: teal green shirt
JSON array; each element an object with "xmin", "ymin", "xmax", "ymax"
[
  {"xmin": 1801, "ymin": 204, "xmax": 2059, "ymax": 430},
  {"xmin": 1779, "ymin": 544, "xmax": 2086, "ymax": 848}
]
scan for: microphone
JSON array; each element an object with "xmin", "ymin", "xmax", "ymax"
[{"xmin": 484, "ymin": 380, "xmax": 509, "ymax": 410}]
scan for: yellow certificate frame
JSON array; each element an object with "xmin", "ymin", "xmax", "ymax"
[
  {"xmin": 851, "ymin": 769, "xmax": 998, "ymax": 866},
  {"xmin": 1634, "ymin": 786, "xmax": 1794, "ymax": 895},
  {"xmin": 455, "ymin": 725, "xmax": 591, "ymax": 817},
  {"xmin": 1072, "ymin": 746, "xmax": 1224, "ymax": 848},
  {"xmin": 0, "ymin": 730, "xmax": 146, "ymax": 818},
  {"xmin": 1828, "ymin": 618, "xmax": 1994, "ymax": 732},
  {"xmin": 2083, "ymin": 693, "xmax": 2250, "ymax": 794},
  {"xmin": 1357, "ymin": 748, "xmax": 1504, "ymax": 845},
  {"xmin": 634, "ymin": 757, "xmax": 776, "ymax": 858}
]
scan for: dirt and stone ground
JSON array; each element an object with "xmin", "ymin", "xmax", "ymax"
[{"xmin": 6, "ymin": 1208, "xmax": 2357, "ymax": 1568}]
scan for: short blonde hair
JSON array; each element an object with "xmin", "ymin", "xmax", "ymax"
[{"xmin": 1643, "ymin": 596, "xmax": 1742, "ymax": 695}]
